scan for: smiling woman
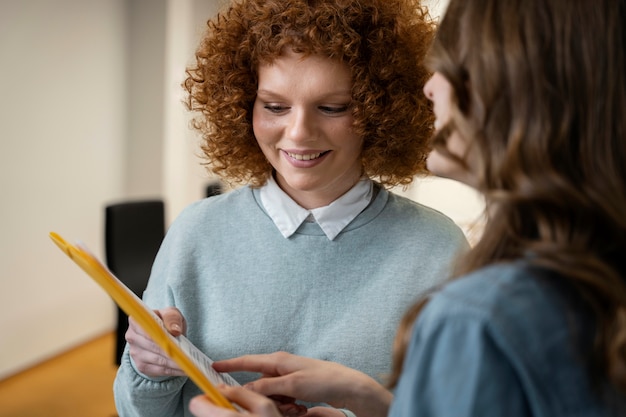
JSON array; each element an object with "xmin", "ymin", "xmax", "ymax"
[
  {"xmin": 253, "ymin": 50, "xmax": 362, "ymax": 209},
  {"xmin": 112, "ymin": 1, "xmax": 470, "ymax": 416},
  {"xmin": 184, "ymin": 0, "xmax": 439, "ymax": 190}
]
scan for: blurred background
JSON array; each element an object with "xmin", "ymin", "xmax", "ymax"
[{"xmin": 0, "ymin": 0, "xmax": 481, "ymax": 415}]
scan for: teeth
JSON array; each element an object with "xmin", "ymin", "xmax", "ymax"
[{"xmin": 288, "ymin": 152, "xmax": 323, "ymax": 161}]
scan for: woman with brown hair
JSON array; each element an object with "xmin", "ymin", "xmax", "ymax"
[
  {"xmin": 193, "ymin": 0, "xmax": 626, "ymax": 416},
  {"xmin": 113, "ymin": 1, "xmax": 467, "ymax": 416}
]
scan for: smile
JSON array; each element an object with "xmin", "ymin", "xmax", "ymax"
[{"xmin": 286, "ymin": 151, "xmax": 327, "ymax": 161}]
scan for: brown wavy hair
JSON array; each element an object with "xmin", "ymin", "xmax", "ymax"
[
  {"xmin": 390, "ymin": 0, "xmax": 626, "ymax": 396},
  {"xmin": 183, "ymin": 0, "xmax": 435, "ymax": 187}
]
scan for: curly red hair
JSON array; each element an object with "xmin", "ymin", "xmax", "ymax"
[{"xmin": 184, "ymin": 0, "xmax": 435, "ymax": 188}]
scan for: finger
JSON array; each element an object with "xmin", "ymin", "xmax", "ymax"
[
  {"xmin": 244, "ymin": 375, "xmax": 302, "ymax": 398},
  {"xmin": 155, "ymin": 307, "xmax": 187, "ymax": 336},
  {"xmin": 126, "ymin": 323, "xmax": 166, "ymax": 356},
  {"xmin": 305, "ymin": 407, "xmax": 346, "ymax": 417},
  {"xmin": 219, "ymin": 385, "xmax": 282, "ymax": 417},
  {"xmin": 213, "ymin": 355, "xmax": 278, "ymax": 374},
  {"xmin": 214, "ymin": 352, "xmax": 295, "ymax": 375},
  {"xmin": 126, "ymin": 310, "xmax": 185, "ymax": 378},
  {"xmin": 127, "ymin": 316, "xmax": 150, "ymax": 338},
  {"xmin": 189, "ymin": 395, "xmax": 240, "ymax": 417},
  {"xmin": 135, "ymin": 362, "xmax": 187, "ymax": 378},
  {"xmin": 275, "ymin": 402, "xmax": 308, "ymax": 417},
  {"xmin": 129, "ymin": 347, "xmax": 186, "ymax": 377}
]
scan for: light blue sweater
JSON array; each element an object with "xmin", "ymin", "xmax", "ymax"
[{"xmin": 114, "ymin": 185, "xmax": 468, "ymax": 417}]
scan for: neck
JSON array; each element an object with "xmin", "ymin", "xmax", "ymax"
[{"xmin": 276, "ymin": 171, "xmax": 364, "ymax": 209}]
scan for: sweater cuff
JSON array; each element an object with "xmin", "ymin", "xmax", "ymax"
[{"xmin": 339, "ymin": 408, "xmax": 357, "ymax": 417}]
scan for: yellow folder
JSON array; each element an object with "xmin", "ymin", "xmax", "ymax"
[{"xmin": 49, "ymin": 231, "xmax": 236, "ymax": 410}]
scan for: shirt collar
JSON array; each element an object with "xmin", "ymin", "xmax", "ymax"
[{"xmin": 260, "ymin": 176, "xmax": 373, "ymax": 240}]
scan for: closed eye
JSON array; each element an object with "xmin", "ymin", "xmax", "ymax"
[
  {"xmin": 319, "ymin": 105, "xmax": 350, "ymax": 114},
  {"xmin": 261, "ymin": 103, "xmax": 351, "ymax": 115},
  {"xmin": 264, "ymin": 104, "xmax": 289, "ymax": 114}
]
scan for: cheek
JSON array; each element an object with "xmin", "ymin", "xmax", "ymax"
[
  {"xmin": 337, "ymin": 134, "xmax": 363, "ymax": 162},
  {"xmin": 426, "ymin": 132, "xmax": 480, "ymax": 187},
  {"xmin": 334, "ymin": 120, "xmax": 362, "ymax": 152},
  {"xmin": 252, "ymin": 110, "xmax": 275, "ymax": 145},
  {"xmin": 350, "ymin": 135, "xmax": 364, "ymax": 156}
]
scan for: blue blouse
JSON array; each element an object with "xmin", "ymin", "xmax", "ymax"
[{"xmin": 389, "ymin": 261, "xmax": 625, "ymax": 417}]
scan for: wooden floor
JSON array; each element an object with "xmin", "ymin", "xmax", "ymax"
[{"xmin": 0, "ymin": 332, "xmax": 119, "ymax": 417}]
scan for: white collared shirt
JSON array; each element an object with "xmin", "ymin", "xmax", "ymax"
[{"xmin": 259, "ymin": 176, "xmax": 374, "ymax": 240}]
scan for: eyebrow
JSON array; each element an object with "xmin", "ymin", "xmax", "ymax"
[{"xmin": 256, "ymin": 89, "xmax": 352, "ymax": 99}]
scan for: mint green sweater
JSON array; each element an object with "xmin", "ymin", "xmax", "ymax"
[{"xmin": 114, "ymin": 185, "xmax": 468, "ymax": 417}]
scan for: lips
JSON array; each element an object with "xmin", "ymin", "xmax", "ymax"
[
  {"xmin": 281, "ymin": 150, "xmax": 331, "ymax": 168},
  {"xmin": 285, "ymin": 150, "xmax": 330, "ymax": 161}
]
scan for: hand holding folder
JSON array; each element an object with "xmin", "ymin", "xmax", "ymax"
[{"xmin": 49, "ymin": 231, "xmax": 238, "ymax": 410}]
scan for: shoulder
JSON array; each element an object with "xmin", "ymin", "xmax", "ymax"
[
  {"xmin": 408, "ymin": 262, "xmax": 610, "ymax": 415},
  {"xmin": 415, "ymin": 262, "xmax": 578, "ymax": 381},
  {"xmin": 177, "ymin": 186, "xmax": 254, "ymax": 218},
  {"xmin": 169, "ymin": 186, "xmax": 258, "ymax": 227},
  {"xmin": 162, "ymin": 186, "xmax": 265, "ymax": 245},
  {"xmin": 421, "ymin": 262, "xmax": 560, "ymax": 336},
  {"xmin": 382, "ymin": 190, "xmax": 469, "ymax": 246}
]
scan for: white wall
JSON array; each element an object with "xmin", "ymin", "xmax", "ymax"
[
  {"xmin": 0, "ymin": 0, "xmax": 217, "ymax": 381},
  {"xmin": 0, "ymin": 0, "xmax": 482, "ymax": 381},
  {"xmin": 426, "ymin": 0, "xmax": 449, "ymax": 17},
  {"xmin": 161, "ymin": 0, "xmax": 222, "ymax": 223},
  {"xmin": 125, "ymin": 0, "xmax": 167, "ymax": 198},
  {"xmin": 0, "ymin": 0, "xmax": 128, "ymax": 378}
]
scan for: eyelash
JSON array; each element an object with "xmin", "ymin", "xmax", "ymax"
[
  {"xmin": 264, "ymin": 105, "xmax": 286, "ymax": 113},
  {"xmin": 320, "ymin": 105, "xmax": 349, "ymax": 114},
  {"xmin": 263, "ymin": 104, "xmax": 350, "ymax": 114}
]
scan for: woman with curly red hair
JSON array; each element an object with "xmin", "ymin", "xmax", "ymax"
[{"xmin": 113, "ymin": 1, "xmax": 467, "ymax": 416}]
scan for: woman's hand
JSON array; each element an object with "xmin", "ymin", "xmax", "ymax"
[
  {"xmin": 213, "ymin": 352, "xmax": 393, "ymax": 417},
  {"xmin": 189, "ymin": 385, "xmax": 284, "ymax": 417},
  {"xmin": 125, "ymin": 306, "xmax": 186, "ymax": 377}
]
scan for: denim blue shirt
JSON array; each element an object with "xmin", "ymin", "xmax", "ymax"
[{"xmin": 389, "ymin": 261, "xmax": 625, "ymax": 417}]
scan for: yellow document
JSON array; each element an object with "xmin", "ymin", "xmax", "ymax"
[{"xmin": 49, "ymin": 231, "xmax": 237, "ymax": 410}]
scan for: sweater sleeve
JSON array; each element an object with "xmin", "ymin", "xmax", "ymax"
[
  {"xmin": 389, "ymin": 305, "xmax": 531, "ymax": 417},
  {"xmin": 113, "ymin": 351, "xmax": 188, "ymax": 417}
]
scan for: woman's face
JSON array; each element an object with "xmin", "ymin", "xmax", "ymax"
[
  {"xmin": 423, "ymin": 72, "xmax": 479, "ymax": 187},
  {"xmin": 253, "ymin": 49, "xmax": 363, "ymax": 209}
]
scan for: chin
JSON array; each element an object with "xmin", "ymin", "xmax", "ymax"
[
  {"xmin": 426, "ymin": 152, "xmax": 455, "ymax": 178},
  {"xmin": 280, "ymin": 175, "xmax": 324, "ymax": 192},
  {"xmin": 426, "ymin": 153, "xmax": 475, "ymax": 187}
]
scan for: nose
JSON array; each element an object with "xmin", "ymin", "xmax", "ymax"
[
  {"xmin": 286, "ymin": 108, "xmax": 315, "ymax": 142},
  {"xmin": 423, "ymin": 74, "xmax": 435, "ymax": 100}
]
